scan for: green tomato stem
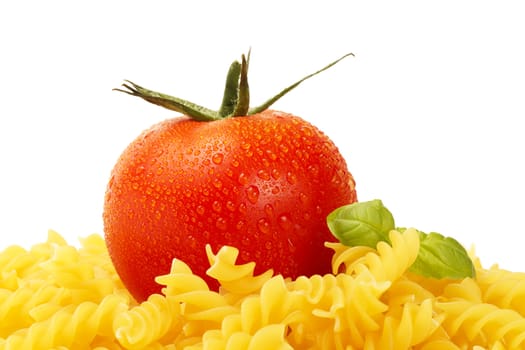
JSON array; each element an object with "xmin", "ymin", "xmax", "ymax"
[
  {"xmin": 232, "ymin": 52, "xmax": 250, "ymax": 117},
  {"xmin": 248, "ymin": 52, "xmax": 355, "ymax": 115},
  {"xmin": 218, "ymin": 60, "xmax": 241, "ymax": 118},
  {"xmin": 114, "ymin": 81, "xmax": 221, "ymax": 121},
  {"xmin": 115, "ymin": 51, "xmax": 354, "ymax": 121}
]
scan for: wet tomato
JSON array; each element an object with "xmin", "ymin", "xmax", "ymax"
[{"xmin": 103, "ymin": 53, "xmax": 357, "ymax": 301}]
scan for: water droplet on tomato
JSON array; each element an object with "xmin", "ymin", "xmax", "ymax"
[
  {"xmin": 236, "ymin": 220, "xmax": 246, "ymax": 230},
  {"xmin": 300, "ymin": 125, "xmax": 314, "ymax": 137},
  {"xmin": 278, "ymin": 143, "xmax": 289, "ymax": 153},
  {"xmin": 245, "ymin": 186, "xmax": 260, "ymax": 204},
  {"xmin": 232, "ymin": 159, "xmax": 240, "ymax": 167},
  {"xmin": 212, "ymin": 201, "xmax": 222, "ymax": 213},
  {"xmin": 238, "ymin": 203, "xmax": 247, "ymax": 214},
  {"xmin": 212, "ymin": 153, "xmax": 224, "ymax": 164},
  {"xmin": 215, "ymin": 217, "xmax": 227, "ymax": 231},
  {"xmin": 288, "ymin": 238, "xmax": 297, "ymax": 253},
  {"xmin": 238, "ymin": 173, "xmax": 249, "ymax": 186},
  {"xmin": 264, "ymin": 204, "xmax": 274, "ymax": 218},
  {"xmin": 132, "ymin": 182, "xmax": 139, "ymax": 190},
  {"xmin": 226, "ymin": 201, "xmax": 236, "ymax": 211},
  {"xmin": 271, "ymin": 168, "xmax": 280, "ymax": 180},
  {"xmin": 278, "ymin": 215, "xmax": 293, "ymax": 231},
  {"xmin": 266, "ymin": 149, "xmax": 277, "ymax": 160},
  {"xmin": 187, "ymin": 235, "xmax": 197, "ymax": 249},
  {"xmin": 257, "ymin": 169, "xmax": 270, "ymax": 181},
  {"xmin": 212, "ymin": 178, "xmax": 222, "ymax": 189},
  {"xmin": 240, "ymin": 236, "xmax": 250, "ymax": 247},
  {"xmin": 264, "ymin": 241, "xmax": 272, "ymax": 250},
  {"xmin": 299, "ymin": 192, "xmax": 308, "ymax": 204},
  {"xmin": 196, "ymin": 205, "xmax": 205, "ymax": 215},
  {"xmin": 134, "ymin": 165, "xmax": 145, "ymax": 175},
  {"xmin": 307, "ymin": 164, "xmax": 319, "ymax": 177},
  {"xmin": 241, "ymin": 250, "xmax": 251, "ymax": 261},
  {"xmin": 286, "ymin": 172, "xmax": 298, "ymax": 185},
  {"xmin": 257, "ymin": 218, "xmax": 270, "ymax": 234}
]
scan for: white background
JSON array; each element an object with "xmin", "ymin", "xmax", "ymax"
[{"xmin": 1, "ymin": 1, "xmax": 524, "ymax": 271}]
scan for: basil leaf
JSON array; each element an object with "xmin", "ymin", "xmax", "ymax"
[
  {"xmin": 326, "ymin": 199, "xmax": 395, "ymax": 248},
  {"xmin": 408, "ymin": 231, "xmax": 476, "ymax": 279}
]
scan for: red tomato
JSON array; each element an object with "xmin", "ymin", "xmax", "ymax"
[
  {"xmin": 103, "ymin": 109, "xmax": 356, "ymax": 301},
  {"xmin": 104, "ymin": 52, "xmax": 357, "ymax": 301}
]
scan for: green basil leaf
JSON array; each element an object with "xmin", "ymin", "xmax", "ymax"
[
  {"xmin": 408, "ymin": 231, "xmax": 476, "ymax": 279},
  {"xmin": 326, "ymin": 199, "xmax": 395, "ymax": 248}
]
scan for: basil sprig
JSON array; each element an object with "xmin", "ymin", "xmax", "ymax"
[{"xmin": 327, "ymin": 200, "xmax": 475, "ymax": 279}]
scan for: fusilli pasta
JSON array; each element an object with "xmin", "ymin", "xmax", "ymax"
[{"xmin": 1, "ymin": 228, "xmax": 525, "ymax": 349}]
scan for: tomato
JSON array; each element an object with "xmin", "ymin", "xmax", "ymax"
[{"xmin": 103, "ymin": 52, "xmax": 357, "ymax": 301}]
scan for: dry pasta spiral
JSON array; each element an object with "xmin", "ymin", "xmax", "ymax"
[
  {"xmin": 113, "ymin": 293, "xmax": 182, "ymax": 349},
  {"xmin": 327, "ymin": 228, "xmax": 420, "ymax": 283},
  {"xmin": 205, "ymin": 245, "xmax": 274, "ymax": 299}
]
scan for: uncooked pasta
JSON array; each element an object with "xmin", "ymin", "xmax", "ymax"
[{"xmin": 1, "ymin": 229, "xmax": 524, "ymax": 349}]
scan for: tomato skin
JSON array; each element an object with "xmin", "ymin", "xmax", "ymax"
[{"xmin": 103, "ymin": 109, "xmax": 356, "ymax": 301}]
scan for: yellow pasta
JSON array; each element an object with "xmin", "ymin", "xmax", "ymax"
[{"xmin": 1, "ymin": 228, "xmax": 525, "ymax": 349}]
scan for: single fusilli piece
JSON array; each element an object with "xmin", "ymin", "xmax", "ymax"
[
  {"xmin": 363, "ymin": 298, "xmax": 444, "ymax": 349},
  {"xmin": 205, "ymin": 244, "xmax": 274, "ymax": 300},
  {"xmin": 155, "ymin": 257, "xmax": 239, "ymax": 344},
  {"xmin": 328, "ymin": 228, "xmax": 420, "ymax": 284},
  {"xmin": 113, "ymin": 293, "xmax": 182, "ymax": 349}
]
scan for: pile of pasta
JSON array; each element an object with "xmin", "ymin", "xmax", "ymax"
[{"xmin": 1, "ymin": 229, "xmax": 525, "ymax": 349}]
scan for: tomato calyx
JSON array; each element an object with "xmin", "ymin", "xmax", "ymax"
[{"xmin": 114, "ymin": 51, "xmax": 354, "ymax": 122}]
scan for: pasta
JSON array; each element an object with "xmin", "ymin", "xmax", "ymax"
[{"xmin": 0, "ymin": 228, "xmax": 524, "ymax": 349}]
